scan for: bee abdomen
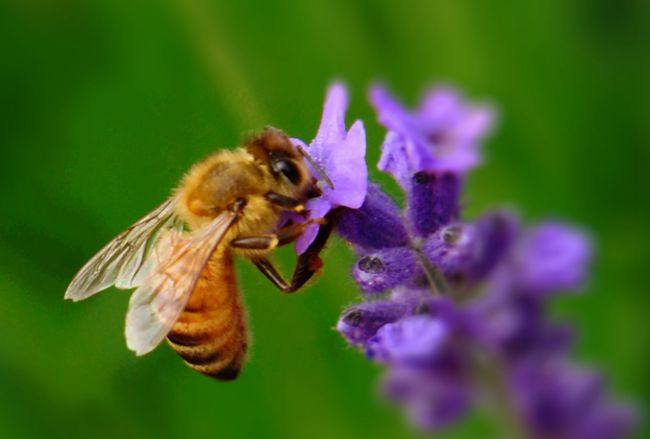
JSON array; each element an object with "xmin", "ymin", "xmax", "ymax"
[{"xmin": 166, "ymin": 255, "xmax": 247, "ymax": 380}]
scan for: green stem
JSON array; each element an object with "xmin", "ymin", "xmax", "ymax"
[{"xmin": 471, "ymin": 350, "xmax": 536, "ymax": 439}]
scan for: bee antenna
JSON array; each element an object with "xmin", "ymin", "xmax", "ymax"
[{"xmin": 295, "ymin": 143, "xmax": 335, "ymax": 190}]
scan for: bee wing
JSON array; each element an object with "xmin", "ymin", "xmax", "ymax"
[
  {"xmin": 124, "ymin": 211, "xmax": 237, "ymax": 356},
  {"xmin": 65, "ymin": 197, "xmax": 182, "ymax": 301}
]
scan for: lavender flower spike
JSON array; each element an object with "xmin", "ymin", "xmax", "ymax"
[
  {"xmin": 328, "ymin": 82, "xmax": 635, "ymax": 438},
  {"xmin": 292, "ymin": 83, "xmax": 368, "ymax": 253}
]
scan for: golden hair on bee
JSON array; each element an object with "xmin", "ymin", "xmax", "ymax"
[
  {"xmin": 65, "ymin": 127, "xmax": 332, "ymax": 380},
  {"xmin": 176, "ymin": 128, "xmax": 311, "ymax": 231}
]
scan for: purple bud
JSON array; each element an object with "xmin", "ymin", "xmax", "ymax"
[
  {"xmin": 337, "ymin": 183, "xmax": 409, "ymax": 249},
  {"xmin": 475, "ymin": 292, "xmax": 573, "ymax": 360},
  {"xmin": 572, "ymin": 403, "xmax": 637, "ymax": 439},
  {"xmin": 423, "ymin": 222, "xmax": 477, "ymax": 285},
  {"xmin": 512, "ymin": 361, "xmax": 598, "ymax": 436},
  {"xmin": 365, "ymin": 315, "xmax": 449, "ymax": 366},
  {"xmin": 389, "ymin": 285, "xmax": 433, "ymax": 303},
  {"xmin": 423, "ymin": 211, "xmax": 519, "ymax": 287},
  {"xmin": 337, "ymin": 300, "xmax": 411, "ymax": 347},
  {"xmin": 470, "ymin": 211, "xmax": 519, "ymax": 279},
  {"xmin": 408, "ymin": 171, "xmax": 460, "ymax": 237},
  {"xmin": 383, "ymin": 367, "xmax": 470, "ymax": 431},
  {"xmin": 513, "ymin": 223, "xmax": 592, "ymax": 297},
  {"xmin": 510, "ymin": 360, "xmax": 634, "ymax": 439},
  {"xmin": 413, "ymin": 297, "xmax": 478, "ymax": 341},
  {"xmin": 352, "ymin": 247, "xmax": 418, "ymax": 294}
]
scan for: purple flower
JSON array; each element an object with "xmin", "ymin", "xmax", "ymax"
[
  {"xmin": 423, "ymin": 222, "xmax": 478, "ymax": 283},
  {"xmin": 511, "ymin": 360, "xmax": 636, "ymax": 439},
  {"xmin": 423, "ymin": 211, "xmax": 519, "ymax": 287},
  {"xmin": 326, "ymin": 82, "xmax": 635, "ymax": 438},
  {"xmin": 572, "ymin": 403, "xmax": 637, "ymax": 439},
  {"xmin": 370, "ymin": 84, "xmax": 494, "ymax": 187},
  {"xmin": 476, "ymin": 293, "xmax": 574, "ymax": 360},
  {"xmin": 512, "ymin": 223, "xmax": 592, "ymax": 297},
  {"xmin": 383, "ymin": 367, "xmax": 470, "ymax": 430},
  {"xmin": 366, "ymin": 315, "xmax": 449, "ymax": 366},
  {"xmin": 292, "ymin": 83, "xmax": 368, "ymax": 253}
]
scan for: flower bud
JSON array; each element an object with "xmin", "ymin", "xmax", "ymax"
[{"xmin": 352, "ymin": 247, "xmax": 417, "ymax": 293}]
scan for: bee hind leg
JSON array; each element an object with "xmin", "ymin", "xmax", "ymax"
[{"xmin": 252, "ymin": 258, "xmax": 291, "ymax": 291}]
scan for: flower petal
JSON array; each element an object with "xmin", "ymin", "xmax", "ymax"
[
  {"xmin": 323, "ymin": 119, "xmax": 367, "ymax": 208},
  {"xmin": 513, "ymin": 223, "xmax": 592, "ymax": 297},
  {"xmin": 294, "ymin": 198, "xmax": 332, "ymax": 254},
  {"xmin": 369, "ymin": 84, "xmax": 416, "ymax": 135},
  {"xmin": 451, "ymin": 106, "xmax": 495, "ymax": 143},
  {"xmin": 366, "ymin": 315, "xmax": 449, "ymax": 366},
  {"xmin": 311, "ymin": 82, "xmax": 349, "ymax": 152},
  {"xmin": 416, "ymin": 87, "xmax": 463, "ymax": 131},
  {"xmin": 377, "ymin": 132, "xmax": 411, "ymax": 189}
]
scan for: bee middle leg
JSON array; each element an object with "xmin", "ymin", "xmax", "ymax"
[
  {"xmin": 250, "ymin": 220, "xmax": 333, "ymax": 293},
  {"xmin": 230, "ymin": 218, "xmax": 332, "ymax": 293}
]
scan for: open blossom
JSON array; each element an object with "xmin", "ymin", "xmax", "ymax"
[
  {"xmin": 370, "ymin": 85, "xmax": 494, "ymax": 188},
  {"xmin": 511, "ymin": 223, "xmax": 593, "ymax": 297},
  {"xmin": 323, "ymin": 83, "xmax": 636, "ymax": 437},
  {"xmin": 291, "ymin": 83, "xmax": 367, "ymax": 253},
  {"xmin": 366, "ymin": 315, "xmax": 449, "ymax": 365}
]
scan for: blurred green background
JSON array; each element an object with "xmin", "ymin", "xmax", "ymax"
[{"xmin": 1, "ymin": 0, "xmax": 648, "ymax": 438}]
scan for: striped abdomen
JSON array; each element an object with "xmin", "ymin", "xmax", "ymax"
[{"xmin": 166, "ymin": 249, "xmax": 248, "ymax": 380}]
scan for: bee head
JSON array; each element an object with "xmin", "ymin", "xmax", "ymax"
[{"xmin": 245, "ymin": 127, "xmax": 311, "ymax": 189}]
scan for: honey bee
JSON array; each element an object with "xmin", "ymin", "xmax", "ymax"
[{"xmin": 65, "ymin": 128, "xmax": 332, "ymax": 380}]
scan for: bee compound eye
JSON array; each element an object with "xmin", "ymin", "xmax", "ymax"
[{"xmin": 273, "ymin": 158, "xmax": 301, "ymax": 185}]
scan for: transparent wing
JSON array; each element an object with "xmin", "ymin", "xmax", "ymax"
[
  {"xmin": 124, "ymin": 211, "xmax": 237, "ymax": 356},
  {"xmin": 65, "ymin": 197, "xmax": 182, "ymax": 302}
]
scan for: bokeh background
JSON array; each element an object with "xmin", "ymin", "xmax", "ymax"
[{"xmin": 1, "ymin": 0, "xmax": 648, "ymax": 438}]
